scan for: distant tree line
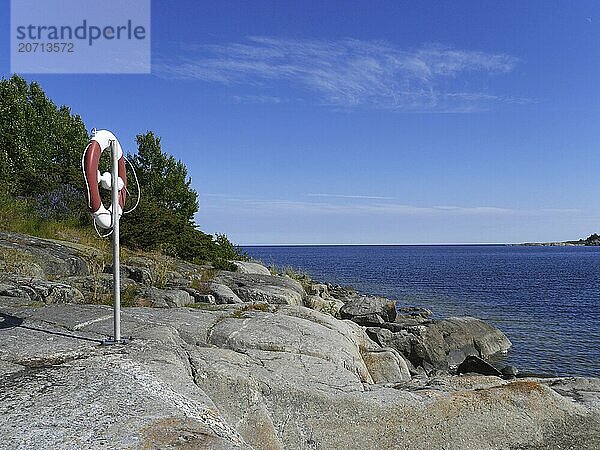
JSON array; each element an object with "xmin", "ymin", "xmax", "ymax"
[
  {"xmin": 581, "ymin": 233, "xmax": 600, "ymax": 246},
  {"xmin": 0, "ymin": 75, "xmax": 243, "ymax": 268}
]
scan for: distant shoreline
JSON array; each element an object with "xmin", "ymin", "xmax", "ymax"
[
  {"xmin": 242, "ymin": 234, "xmax": 600, "ymax": 247},
  {"xmin": 520, "ymin": 234, "xmax": 600, "ymax": 246},
  {"xmin": 519, "ymin": 241, "xmax": 586, "ymax": 247},
  {"xmin": 244, "ymin": 242, "xmax": 591, "ymax": 247},
  {"xmin": 243, "ymin": 243, "xmax": 510, "ymax": 247}
]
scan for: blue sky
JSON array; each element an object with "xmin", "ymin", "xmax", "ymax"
[{"xmin": 2, "ymin": 1, "xmax": 600, "ymax": 244}]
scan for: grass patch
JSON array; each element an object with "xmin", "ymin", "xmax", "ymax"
[
  {"xmin": 0, "ymin": 246, "xmax": 38, "ymax": 276},
  {"xmin": 121, "ymin": 248, "xmax": 177, "ymax": 288},
  {"xmin": 189, "ymin": 268, "xmax": 219, "ymax": 294},
  {"xmin": 227, "ymin": 302, "xmax": 274, "ymax": 319},
  {"xmin": 121, "ymin": 284, "xmax": 142, "ymax": 307},
  {"xmin": 267, "ymin": 264, "xmax": 312, "ymax": 290}
]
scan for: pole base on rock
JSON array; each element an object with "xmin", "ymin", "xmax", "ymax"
[{"xmin": 101, "ymin": 337, "xmax": 130, "ymax": 346}]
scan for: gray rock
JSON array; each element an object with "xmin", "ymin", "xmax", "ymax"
[
  {"xmin": 339, "ymin": 295, "xmax": 397, "ymax": 322},
  {"xmin": 305, "ymin": 294, "xmax": 344, "ymax": 317},
  {"xmin": 215, "ymin": 272, "xmax": 305, "ymax": 305},
  {"xmin": 457, "ymin": 355, "xmax": 503, "ymax": 377},
  {"xmin": 306, "ymin": 283, "xmax": 330, "ymax": 298},
  {"xmin": 182, "ymin": 288, "xmax": 216, "ymax": 304},
  {"xmin": 207, "ymin": 306, "xmax": 374, "ymax": 384},
  {"xmin": 104, "ymin": 264, "xmax": 153, "ymax": 285},
  {"xmin": 139, "ymin": 287, "xmax": 193, "ymax": 308},
  {"xmin": 1, "ymin": 233, "xmax": 598, "ymax": 449},
  {"xmin": 0, "ymin": 231, "xmax": 97, "ymax": 278},
  {"xmin": 64, "ymin": 274, "xmax": 139, "ymax": 304},
  {"xmin": 501, "ymin": 365, "xmax": 519, "ymax": 378},
  {"xmin": 124, "ymin": 254, "xmax": 206, "ymax": 282},
  {"xmin": 0, "ymin": 275, "xmax": 85, "ymax": 304},
  {"xmin": 393, "ymin": 316, "xmax": 432, "ymax": 328},
  {"xmin": 433, "ymin": 317, "xmax": 512, "ymax": 366},
  {"xmin": 365, "ymin": 326, "xmax": 393, "ymax": 347},
  {"xmin": 373, "ymin": 317, "xmax": 512, "ymax": 372},
  {"xmin": 397, "ymin": 306, "xmax": 432, "ymax": 318},
  {"xmin": 381, "ymin": 321, "xmax": 422, "ymax": 332},
  {"xmin": 328, "ymin": 284, "xmax": 358, "ymax": 302},
  {"xmin": 362, "ymin": 348, "xmax": 411, "ymax": 383},
  {"xmin": 207, "ymin": 282, "xmax": 243, "ymax": 304},
  {"xmin": 350, "ymin": 312, "xmax": 386, "ymax": 327},
  {"xmin": 231, "ymin": 261, "xmax": 271, "ymax": 275},
  {"xmin": 198, "ymin": 294, "xmax": 216, "ymax": 304},
  {"xmin": 0, "ymin": 302, "xmax": 598, "ymax": 450},
  {"xmin": 0, "ymin": 307, "xmax": 249, "ymax": 449},
  {"xmin": 394, "ymin": 306, "xmax": 433, "ymax": 327}
]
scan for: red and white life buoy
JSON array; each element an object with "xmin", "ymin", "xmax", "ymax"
[{"xmin": 82, "ymin": 130, "xmax": 127, "ymax": 229}]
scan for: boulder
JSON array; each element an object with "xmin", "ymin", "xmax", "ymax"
[
  {"xmin": 123, "ymin": 254, "xmax": 206, "ymax": 282},
  {"xmin": 139, "ymin": 287, "xmax": 193, "ymax": 308},
  {"xmin": 373, "ymin": 317, "xmax": 512, "ymax": 372},
  {"xmin": 431, "ymin": 317, "xmax": 512, "ymax": 366},
  {"xmin": 306, "ymin": 283, "xmax": 330, "ymax": 298},
  {"xmin": 182, "ymin": 288, "xmax": 216, "ymax": 304},
  {"xmin": 104, "ymin": 264, "xmax": 152, "ymax": 285},
  {"xmin": 214, "ymin": 272, "xmax": 305, "ymax": 305},
  {"xmin": 196, "ymin": 294, "xmax": 216, "ymax": 304},
  {"xmin": 305, "ymin": 294, "xmax": 344, "ymax": 317},
  {"xmin": 350, "ymin": 312, "xmax": 386, "ymax": 327},
  {"xmin": 457, "ymin": 355, "xmax": 503, "ymax": 377},
  {"xmin": 394, "ymin": 306, "xmax": 433, "ymax": 327},
  {"xmin": 394, "ymin": 316, "xmax": 431, "ymax": 328},
  {"xmin": 207, "ymin": 282, "xmax": 243, "ymax": 304},
  {"xmin": 380, "ymin": 321, "xmax": 418, "ymax": 332},
  {"xmin": 231, "ymin": 261, "xmax": 271, "ymax": 276},
  {"xmin": 397, "ymin": 306, "xmax": 432, "ymax": 318},
  {"xmin": 207, "ymin": 305, "xmax": 374, "ymax": 384},
  {"xmin": 501, "ymin": 365, "xmax": 519, "ymax": 379},
  {"xmin": 362, "ymin": 348, "xmax": 411, "ymax": 383},
  {"xmin": 365, "ymin": 326, "xmax": 393, "ymax": 347},
  {"xmin": 339, "ymin": 295, "xmax": 397, "ymax": 323},
  {"xmin": 328, "ymin": 284, "xmax": 358, "ymax": 301}
]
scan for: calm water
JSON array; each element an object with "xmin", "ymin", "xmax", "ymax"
[{"xmin": 244, "ymin": 245, "xmax": 600, "ymax": 377}]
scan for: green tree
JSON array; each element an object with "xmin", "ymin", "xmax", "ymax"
[
  {"xmin": 130, "ymin": 132, "xmax": 198, "ymax": 223},
  {"xmin": 0, "ymin": 74, "xmax": 88, "ymax": 197},
  {"xmin": 122, "ymin": 131, "xmax": 200, "ymax": 251}
]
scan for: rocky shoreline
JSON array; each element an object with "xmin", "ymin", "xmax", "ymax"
[{"xmin": 1, "ymin": 231, "xmax": 599, "ymax": 449}]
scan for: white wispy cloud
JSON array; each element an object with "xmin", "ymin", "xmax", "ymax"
[
  {"xmin": 155, "ymin": 37, "xmax": 524, "ymax": 111},
  {"xmin": 231, "ymin": 94, "xmax": 284, "ymax": 104},
  {"xmin": 306, "ymin": 193, "xmax": 397, "ymax": 200},
  {"xmin": 199, "ymin": 194, "xmax": 579, "ymax": 217}
]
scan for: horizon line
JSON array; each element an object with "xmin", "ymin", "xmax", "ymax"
[{"xmin": 239, "ymin": 242, "xmax": 519, "ymax": 247}]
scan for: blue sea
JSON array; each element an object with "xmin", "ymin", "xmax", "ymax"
[{"xmin": 243, "ymin": 245, "xmax": 600, "ymax": 378}]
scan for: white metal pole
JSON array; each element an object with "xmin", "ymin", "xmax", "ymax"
[{"xmin": 110, "ymin": 139, "xmax": 121, "ymax": 342}]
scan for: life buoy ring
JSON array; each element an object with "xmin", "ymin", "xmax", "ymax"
[{"xmin": 82, "ymin": 130, "xmax": 127, "ymax": 229}]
